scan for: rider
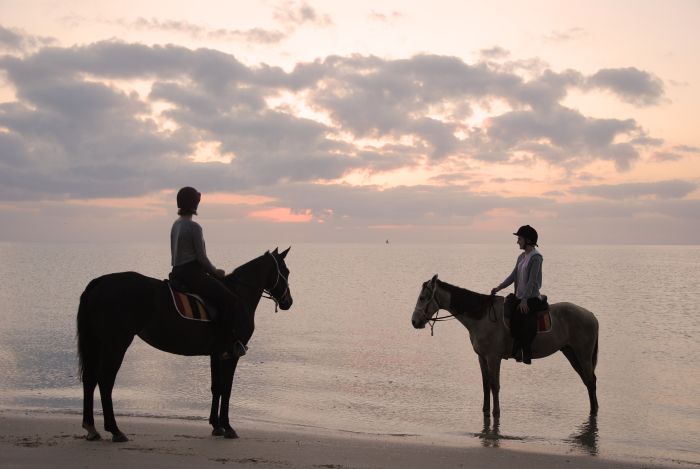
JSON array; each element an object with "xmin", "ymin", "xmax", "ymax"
[
  {"xmin": 490, "ymin": 225, "xmax": 547, "ymax": 365},
  {"xmin": 169, "ymin": 186, "xmax": 247, "ymax": 359}
]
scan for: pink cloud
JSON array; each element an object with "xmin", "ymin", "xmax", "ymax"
[{"xmin": 248, "ymin": 207, "xmax": 313, "ymax": 223}]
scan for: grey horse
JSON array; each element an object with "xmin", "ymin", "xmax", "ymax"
[{"xmin": 411, "ymin": 275, "xmax": 599, "ymax": 416}]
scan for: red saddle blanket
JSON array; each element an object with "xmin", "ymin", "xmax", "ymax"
[
  {"xmin": 537, "ymin": 311, "xmax": 551, "ymax": 333},
  {"xmin": 168, "ymin": 283, "xmax": 213, "ymax": 322},
  {"xmin": 504, "ymin": 310, "xmax": 552, "ymax": 333}
]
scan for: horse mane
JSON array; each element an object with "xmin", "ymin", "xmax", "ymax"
[
  {"xmin": 230, "ymin": 253, "xmax": 263, "ymax": 277},
  {"xmin": 436, "ymin": 279, "xmax": 491, "ymax": 319}
]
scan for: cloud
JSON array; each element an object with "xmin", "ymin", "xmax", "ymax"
[
  {"xmin": 673, "ymin": 144, "xmax": 700, "ymax": 153},
  {"xmin": 479, "ymin": 47, "xmax": 510, "ymax": 60},
  {"xmin": 273, "ymin": 1, "xmax": 332, "ymax": 28},
  {"xmin": 650, "ymin": 151, "xmax": 683, "ymax": 162},
  {"xmin": 570, "ymin": 180, "xmax": 697, "ymax": 200},
  {"xmin": 124, "ymin": 17, "xmax": 286, "ymax": 44},
  {"xmin": 484, "ymin": 105, "xmax": 641, "ymax": 170},
  {"xmin": 0, "ymin": 25, "xmax": 55, "ymax": 52},
  {"xmin": 587, "ymin": 67, "xmax": 664, "ymax": 105},
  {"xmin": 369, "ymin": 10, "xmax": 404, "ymax": 23},
  {"xmin": 0, "ymin": 40, "xmax": 677, "ymax": 209},
  {"xmin": 543, "ymin": 27, "xmax": 587, "ymax": 43}
]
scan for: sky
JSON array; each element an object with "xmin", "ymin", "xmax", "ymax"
[{"xmin": 0, "ymin": 0, "xmax": 698, "ymax": 244}]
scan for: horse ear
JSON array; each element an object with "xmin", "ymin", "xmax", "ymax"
[
  {"xmin": 280, "ymin": 246, "xmax": 291, "ymax": 258},
  {"xmin": 430, "ymin": 274, "xmax": 438, "ymax": 285},
  {"xmin": 272, "ymin": 247, "xmax": 279, "ymax": 254}
]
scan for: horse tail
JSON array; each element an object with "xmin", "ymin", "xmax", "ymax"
[{"xmin": 77, "ymin": 278, "xmax": 101, "ymax": 382}]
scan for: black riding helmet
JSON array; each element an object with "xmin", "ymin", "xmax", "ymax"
[
  {"xmin": 177, "ymin": 186, "xmax": 201, "ymax": 215},
  {"xmin": 513, "ymin": 225, "xmax": 538, "ymax": 246}
]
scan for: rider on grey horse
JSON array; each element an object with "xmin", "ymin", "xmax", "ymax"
[{"xmin": 491, "ymin": 225, "xmax": 548, "ymax": 365}]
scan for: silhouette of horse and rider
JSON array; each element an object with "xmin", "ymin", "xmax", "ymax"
[{"xmin": 78, "ymin": 189, "xmax": 597, "ymax": 443}]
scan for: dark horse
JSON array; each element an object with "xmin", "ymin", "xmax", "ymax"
[
  {"xmin": 77, "ymin": 248, "xmax": 292, "ymax": 442},
  {"xmin": 412, "ymin": 275, "xmax": 598, "ymax": 416}
]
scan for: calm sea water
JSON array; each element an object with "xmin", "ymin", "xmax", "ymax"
[{"xmin": 0, "ymin": 242, "xmax": 698, "ymax": 464}]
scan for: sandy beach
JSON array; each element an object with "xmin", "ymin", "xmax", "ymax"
[{"xmin": 0, "ymin": 410, "xmax": 688, "ymax": 469}]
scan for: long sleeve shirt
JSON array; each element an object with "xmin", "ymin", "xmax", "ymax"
[
  {"xmin": 170, "ymin": 217, "xmax": 217, "ymax": 275},
  {"xmin": 496, "ymin": 249, "xmax": 543, "ymax": 300}
]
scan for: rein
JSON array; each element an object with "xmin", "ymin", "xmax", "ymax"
[{"xmin": 424, "ymin": 284, "xmax": 497, "ymax": 336}]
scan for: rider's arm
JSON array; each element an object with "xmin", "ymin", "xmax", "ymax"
[
  {"xmin": 496, "ymin": 266, "xmax": 516, "ymax": 292},
  {"xmin": 191, "ymin": 223, "xmax": 218, "ymax": 275},
  {"xmin": 522, "ymin": 255, "xmax": 543, "ymax": 299}
]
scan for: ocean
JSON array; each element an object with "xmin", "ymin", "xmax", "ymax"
[{"xmin": 0, "ymin": 242, "xmax": 698, "ymax": 465}]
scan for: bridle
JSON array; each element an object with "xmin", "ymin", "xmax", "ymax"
[
  {"xmin": 262, "ymin": 251, "xmax": 290, "ymax": 312},
  {"xmin": 420, "ymin": 282, "xmax": 497, "ymax": 336},
  {"xmin": 421, "ymin": 283, "xmax": 453, "ymax": 336}
]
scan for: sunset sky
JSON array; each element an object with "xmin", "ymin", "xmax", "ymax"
[{"xmin": 1, "ymin": 0, "xmax": 698, "ymax": 244}]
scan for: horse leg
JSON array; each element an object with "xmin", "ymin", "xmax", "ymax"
[
  {"xmin": 561, "ymin": 345, "xmax": 598, "ymax": 415},
  {"xmin": 82, "ymin": 373, "xmax": 101, "ymax": 441},
  {"xmin": 209, "ymin": 354, "xmax": 224, "ymax": 436},
  {"xmin": 218, "ymin": 357, "xmax": 239, "ymax": 439},
  {"xmin": 81, "ymin": 341, "xmax": 102, "ymax": 441},
  {"xmin": 478, "ymin": 355, "xmax": 490, "ymax": 414},
  {"xmin": 486, "ymin": 356, "xmax": 502, "ymax": 417},
  {"xmin": 97, "ymin": 338, "xmax": 132, "ymax": 442}
]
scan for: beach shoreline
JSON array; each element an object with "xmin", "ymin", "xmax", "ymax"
[{"xmin": 0, "ymin": 409, "xmax": 691, "ymax": 468}]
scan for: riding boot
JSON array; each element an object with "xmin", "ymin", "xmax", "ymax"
[
  {"xmin": 522, "ymin": 343, "xmax": 532, "ymax": 365},
  {"xmin": 512, "ymin": 340, "xmax": 523, "ymax": 362},
  {"xmin": 218, "ymin": 328, "xmax": 247, "ymax": 360}
]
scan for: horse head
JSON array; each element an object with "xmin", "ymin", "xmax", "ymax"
[
  {"xmin": 266, "ymin": 247, "xmax": 293, "ymax": 310},
  {"xmin": 412, "ymin": 274, "xmax": 440, "ymax": 329}
]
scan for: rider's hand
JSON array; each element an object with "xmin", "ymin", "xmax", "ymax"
[
  {"xmin": 215, "ymin": 269, "xmax": 226, "ymax": 279},
  {"xmin": 490, "ymin": 287, "xmax": 499, "ymax": 296},
  {"xmin": 518, "ymin": 299, "xmax": 529, "ymax": 314}
]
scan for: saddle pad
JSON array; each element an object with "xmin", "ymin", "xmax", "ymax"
[
  {"xmin": 537, "ymin": 311, "xmax": 552, "ymax": 333},
  {"xmin": 504, "ymin": 310, "xmax": 552, "ymax": 334},
  {"xmin": 168, "ymin": 284, "xmax": 212, "ymax": 322}
]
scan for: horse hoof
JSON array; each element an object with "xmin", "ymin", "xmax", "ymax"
[
  {"xmin": 223, "ymin": 429, "xmax": 239, "ymax": 439},
  {"xmin": 82, "ymin": 423, "xmax": 102, "ymax": 441},
  {"xmin": 212, "ymin": 427, "xmax": 224, "ymax": 436},
  {"xmin": 111, "ymin": 432, "xmax": 129, "ymax": 443}
]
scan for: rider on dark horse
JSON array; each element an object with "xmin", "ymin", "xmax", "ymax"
[
  {"xmin": 491, "ymin": 225, "xmax": 548, "ymax": 365},
  {"xmin": 169, "ymin": 186, "xmax": 247, "ymax": 359}
]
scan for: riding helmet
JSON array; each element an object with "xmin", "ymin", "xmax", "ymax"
[
  {"xmin": 176, "ymin": 186, "xmax": 201, "ymax": 215},
  {"xmin": 513, "ymin": 225, "xmax": 538, "ymax": 246}
]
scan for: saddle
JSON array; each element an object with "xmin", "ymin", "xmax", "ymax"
[
  {"xmin": 503, "ymin": 295, "xmax": 552, "ymax": 333},
  {"xmin": 166, "ymin": 280, "xmax": 219, "ymax": 322}
]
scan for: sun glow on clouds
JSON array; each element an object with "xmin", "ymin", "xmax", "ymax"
[
  {"xmin": 189, "ymin": 140, "xmax": 235, "ymax": 163},
  {"xmin": 248, "ymin": 207, "xmax": 314, "ymax": 223},
  {"xmin": 266, "ymin": 91, "xmax": 334, "ymax": 126},
  {"xmin": 205, "ymin": 192, "xmax": 274, "ymax": 205}
]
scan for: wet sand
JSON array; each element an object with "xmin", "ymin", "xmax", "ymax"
[{"xmin": 0, "ymin": 410, "xmax": 688, "ymax": 468}]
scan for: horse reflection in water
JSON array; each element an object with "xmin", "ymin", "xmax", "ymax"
[
  {"xmin": 478, "ymin": 415, "xmax": 501, "ymax": 448},
  {"xmin": 567, "ymin": 415, "xmax": 599, "ymax": 456},
  {"xmin": 77, "ymin": 248, "xmax": 292, "ymax": 442},
  {"xmin": 411, "ymin": 275, "xmax": 599, "ymax": 416},
  {"xmin": 474, "ymin": 415, "xmax": 598, "ymax": 454}
]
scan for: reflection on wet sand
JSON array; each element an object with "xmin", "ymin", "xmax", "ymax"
[
  {"xmin": 566, "ymin": 415, "xmax": 599, "ymax": 456},
  {"xmin": 477, "ymin": 415, "xmax": 501, "ymax": 447},
  {"xmin": 473, "ymin": 414, "xmax": 598, "ymax": 454}
]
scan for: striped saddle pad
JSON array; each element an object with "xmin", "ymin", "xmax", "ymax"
[{"xmin": 167, "ymin": 283, "xmax": 215, "ymax": 322}]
